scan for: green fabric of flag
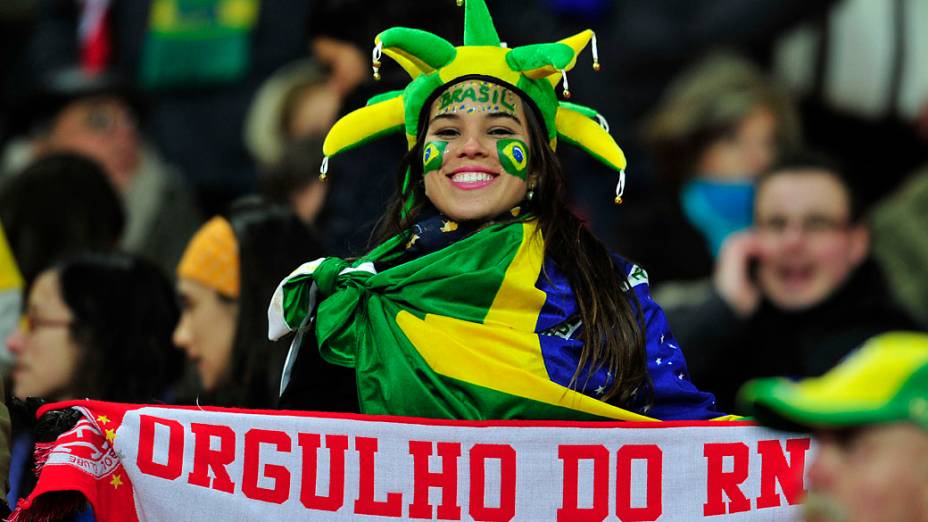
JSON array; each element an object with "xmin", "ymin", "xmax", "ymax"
[{"xmin": 272, "ymin": 219, "xmax": 656, "ymax": 421}]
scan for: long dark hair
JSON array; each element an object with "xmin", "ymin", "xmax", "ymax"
[
  {"xmin": 373, "ymin": 84, "xmax": 649, "ymax": 406},
  {"xmin": 56, "ymin": 253, "xmax": 183, "ymax": 402},
  {"xmin": 211, "ymin": 198, "xmax": 325, "ymax": 408},
  {"xmin": 0, "ymin": 153, "xmax": 124, "ymax": 286}
]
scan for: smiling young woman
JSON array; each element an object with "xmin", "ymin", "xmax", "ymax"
[{"xmin": 271, "ymin": 0, "xmax": 728, "ymax": 422}]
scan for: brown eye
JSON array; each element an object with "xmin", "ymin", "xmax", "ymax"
[{"xmin": 489, "ymin": 127, "xmax": 514, "ymax": 136}]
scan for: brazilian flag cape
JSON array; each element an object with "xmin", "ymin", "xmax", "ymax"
[{"xmin": 269, "ymin": 218, "xmax": 724, "ymax": 421}]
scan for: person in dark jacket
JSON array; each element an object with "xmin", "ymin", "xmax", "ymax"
[{"xmin": 669, "ymin": 151, "xmax": 920, "ymax": 412}]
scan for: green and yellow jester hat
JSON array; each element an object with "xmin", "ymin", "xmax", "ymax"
[{"xmin": 320, "ymin": 0, "xmax": 628, "ymax": 205}]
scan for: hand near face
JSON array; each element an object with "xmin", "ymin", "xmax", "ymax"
[{"xmin": 714, "ymin": 231, "xmax": 762, "ymax": 318}]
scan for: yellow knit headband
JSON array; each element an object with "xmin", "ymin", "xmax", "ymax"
[{"xmin": 177, "ymin": 216, "xmax": 240, "ymax": 299}]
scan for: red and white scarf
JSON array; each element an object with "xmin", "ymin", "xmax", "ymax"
[{"xmin": 12, "ymin": 400, "xmax": 811, "ymax": 521}]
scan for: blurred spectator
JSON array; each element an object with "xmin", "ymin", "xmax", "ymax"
[
  {"xmin": 0, "ymin": 153, "xmax": 124, "ymax": 286},
  {"xmin": 260, "ymin": 138, "xmax": 328, "ymax": 227},
  {"xmin": 26, "ymin": 0, "xmax": 313, "ymax": 214},
  {"xmin": 488, "ymin": 0, "xmax": 835, "ymax": 244},
  {"xmin": 869, "ymin": 163, "xmax": 928, "ymax": 327},
  {"xmin": 669, "ymin": 151, "xmax": 919, "ymax": 412},
  {"xmin": 300, "ymin": 1, "xmax": 462, "ymax": 257},
  {"xmin": 0, "ymin": 153, "xmax": 123, "ymax": 376},
  {"xmin": 245, "ymin": 60, "xmax": 339, "ymax": 168},
  {"xmin": 307, "ymin": 1, "xmax": 458, "ymax": 89},
  {"xmin": 773, "ymin": 0, "xmax": 928, "ymax": 209},
  {"xmin": 617, "ymin": 53, "xmax": 799, "ymax": 285},
  {"xmin": 2, "ymin": 69, "xmax": 201, "ymax": 275},
  {"xmin": 173, "ymin": 198, "xmax": 353, "ymax": 409},
  {"xmin": 739, "ymin": 332, "xmax": 928, "ymax": 522},
  {"xmin": 8, "ymin": 253, "xmax": 182, "ymax": 402},
  {"xmin": 5, "ymin": 252, "xmax": 183, "ymax": 508},
  {"xmin": 245, "ymin": 60, "xmax": 334, "ymax": 227}
]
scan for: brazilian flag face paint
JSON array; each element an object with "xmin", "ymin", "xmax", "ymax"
[
  {"xmin": 497, "ymin": 139, "xmax": 530, "ymax": 180},
  {"xmin": 422, "ymin": 140, "xmax": 447, "ymax": 175}
]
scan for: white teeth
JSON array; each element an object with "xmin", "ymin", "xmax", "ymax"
[{"xmin": 451, "ymin": 171, "xmax": 494, "ymax": 183}]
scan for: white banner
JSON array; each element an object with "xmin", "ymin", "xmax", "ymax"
[{"xmin": 101, "ymin": 406, "xmax": 811, "ymax": 521}]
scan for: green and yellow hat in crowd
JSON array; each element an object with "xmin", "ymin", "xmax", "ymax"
[
  {"xmin": 320, "ymin": 0, "xmax": 628, "ymax": 204},
  {"xmin": 738, "ymin": 332, "xmax": 928, "ymax": 431}
]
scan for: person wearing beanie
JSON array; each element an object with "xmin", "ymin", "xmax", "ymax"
[{"xmin": 175, "ymin": 199, "xmax": 355, "ymax": 411}]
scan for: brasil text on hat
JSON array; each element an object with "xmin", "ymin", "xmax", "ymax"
[
  {"xmin": 737, "ymin": 332, "xmax": 928, "ymax": 431},
  {"xmin": 318, "ymin": 0, "xmax": 628, "ymax": 206}
]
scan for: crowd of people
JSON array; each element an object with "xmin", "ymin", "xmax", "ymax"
[{"xmin": 0, "ymin": 0, "xmax": 927, "ymax": 520}]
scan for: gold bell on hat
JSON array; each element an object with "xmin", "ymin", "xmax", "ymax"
[{"xmin": 614, "ymin": 169, "xmax": 626, "ymax": 205}]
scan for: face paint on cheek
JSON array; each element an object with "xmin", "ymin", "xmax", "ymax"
[
  {"xmin": 498, "ymin": 139, "xmax": 530, "ymax": 180},
  {"xmin": 422, "ymin": 140, "xmax": 447, "ymax": 175}
]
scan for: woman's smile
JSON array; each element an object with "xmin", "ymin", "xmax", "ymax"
[{"xmin": 447, "ymin": 165, "xmax": 499, "ymax": 190}]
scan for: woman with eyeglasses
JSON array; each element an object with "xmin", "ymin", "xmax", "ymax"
[
  {"xmin": 5, "ymin": 252, "xmax": 184, "ymax": 512},
  {"xmin": 8, "ymin": 253, "xmax": 183, "ymax": 402}
]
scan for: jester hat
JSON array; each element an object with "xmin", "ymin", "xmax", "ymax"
[{"xmin": 321, "ymin": 0, "xmax": 627, "ymax": 203}]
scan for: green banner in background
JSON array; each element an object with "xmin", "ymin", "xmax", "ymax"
[{"xmin": 139, "ymin": 0, "xmax": 259, "ymax": 89}]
